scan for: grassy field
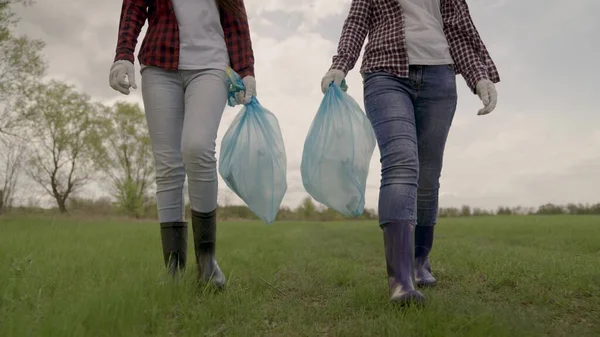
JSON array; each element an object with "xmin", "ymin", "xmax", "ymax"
[{"xmin": 1, "ymin": 215, "xmax": 599, "ymax": 337}]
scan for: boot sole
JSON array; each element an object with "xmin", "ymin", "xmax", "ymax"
[
  {"xmin": 390, "ymin": 291, "xmax": 425, "ymax": 306},
  {"xmin": 416, "ymin": 280, "xmax": 437, "ymax": 288},
  {"xmin": 197, "ymin": 273, "xmax": 227, "ymax": 292}
]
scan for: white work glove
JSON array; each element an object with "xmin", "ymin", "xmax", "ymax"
[
  {"xmin": 109, "ymin": 60, "xmax": 137, "ymax": 95},
  {"xmin": 476, "ymin": 79, "xmax": 497, "ymax": 115},
  {"xmin": 321, "ymin": 69, "xmax": 346, "ymax": 94},
  {"xmin": 235, "ymin": 76, "xmax": 256, "ymax": 105}
]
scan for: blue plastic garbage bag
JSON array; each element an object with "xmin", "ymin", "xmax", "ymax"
[
  {"xmin": 218, "ymin": 68, "xmax": 287, "ymax": 224},
  {"xmin": 301, "ymin": 81, "xmax": 376, "ymax": 217}
]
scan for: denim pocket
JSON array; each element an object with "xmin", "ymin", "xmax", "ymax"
[
  {"xmin": 362, "ymin": 72, "xmax": 394, "ymax": 100},
  {"xmin": 362, "ymin": 71, "xmax": 391, "ymax": 86}
]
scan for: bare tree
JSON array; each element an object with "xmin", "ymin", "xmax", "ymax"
[
  {"xmin": 0, "ymin": 137, "xmax": 24, "ymax": 213},
  {"xmin": 23, "ymin": 80, "xmax": 105, "ymax": 213},
  {"xmin": 99, "ymin": 102, "xmax": 154, "ymax": 218}
]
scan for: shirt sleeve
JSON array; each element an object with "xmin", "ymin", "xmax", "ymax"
[
  {"xmin": 443, "ymin": 0, "xmax": 500, "ymax": 94},
  {"xmin": 330, "ymin": 0, "xmax": 373, "ymax": 74},
  {"xmin": 114, "ymin": 0, "xmax": 148, "ymax": 63},
  {"xmin": 220, "ymin": 0, "xmax": 255, "ymax": 78}
]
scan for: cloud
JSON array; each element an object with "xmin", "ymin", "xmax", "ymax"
[{"xmin": 11, "ymin": 0, "xmax": 600, "ymax": 211}]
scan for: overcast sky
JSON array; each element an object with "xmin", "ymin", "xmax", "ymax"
[{"xmin": 12, "ymin": 0, "xmax": 600, "ymax": 211}]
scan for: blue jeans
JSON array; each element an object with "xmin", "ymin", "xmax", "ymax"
[{"xmin": 363, "ymin": 65, "xmax": 457, "ymax": 227}]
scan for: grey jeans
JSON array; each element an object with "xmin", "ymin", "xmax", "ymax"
[{"xmin": 141, "ymin": 66, "xmax": 228, "ymax": 223}]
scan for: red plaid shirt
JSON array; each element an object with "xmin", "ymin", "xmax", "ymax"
[
  {"xmin": 114, "ymin": 0, "xmax": 255, "ymax": 78},
  {"xmin": 331, "ymin": 0, "xmax": 499, "ymax": 93}
]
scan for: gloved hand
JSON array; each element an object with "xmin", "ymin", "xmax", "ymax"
[
  {"xmin": 476, "ymin": 79, "xmax": 497, "ymax": 115},
  {"xmin": 109, "ymin": 60, "xmax": 137, "ymax": 95},
  {"xmin": 321, "ymin": 69, "xmax": 346, "ymax": 94},
  {"xmin": 235, "ymin": 76, "xmax": 256, "ymax": 105}
]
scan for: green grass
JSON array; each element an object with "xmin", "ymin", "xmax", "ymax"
[{"xmin": 1, "ymin": 215, "xmax": 599, "ymax": 337}]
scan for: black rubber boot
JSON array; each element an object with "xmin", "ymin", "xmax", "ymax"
[
  {"xmin": 415, "ymin": 225, "xmax": 437, "ymax": 287},
  {"xmin": 192, "ymin": 209, "xmax": 226, "ymax": 289},
  {"xmin": 160, "ymin": 222, "xmax": 188, "ymax": 277},
  {"xmin": 383, "ymin": 221, "xmax": 425, "ymax": 305}
]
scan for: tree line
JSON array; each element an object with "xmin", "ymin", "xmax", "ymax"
[
  {"xmin": 7, "ymin": 194, "xmax": 600, "ymax": 221},
  {"xmin": 438, "ymin": 204, "xmax": 600, "ymax": 217},
  {"xmin": 0, "ymin": 1, "xmax": 156, "ymax": 217},
  {"xmin": 1, "ymin": 1, "xmax": 598, "ymax": 221}
]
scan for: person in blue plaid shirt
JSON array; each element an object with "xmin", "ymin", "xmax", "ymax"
[{"xmin": 321, "ymin": 0, "xmax": 500, "ymax": 305}]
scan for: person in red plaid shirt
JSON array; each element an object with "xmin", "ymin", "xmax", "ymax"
[
  {"xmin": 321, "ymin": 0, "xmax": 500, "ymax": 305},
  {"xmin": 108, "ymin": 0, "xmax": 256, "ymax": 289}
]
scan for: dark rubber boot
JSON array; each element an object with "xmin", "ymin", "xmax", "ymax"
[
  {"xmin": 160, "ymin": 222, "xmax": 188, "ymax": 277},
  {"xmin": 415, "ymin": 225, "xmax": 437, "ymax": 287},
  {"xmin": 383, "ymin": 221, "xmax": 425, "ymax": 305},
  {"xmin": 192, "ymin": 209, "xmax": 226, "ymax": 289}
]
